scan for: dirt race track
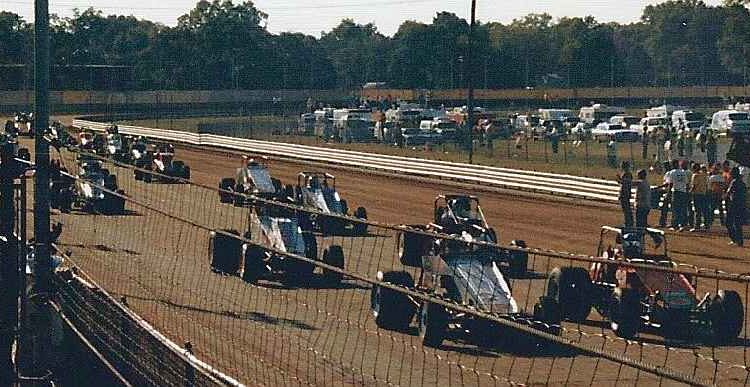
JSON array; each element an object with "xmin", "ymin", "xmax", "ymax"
[{"xmin": 26, "ymin": 134, "xmax": 750, "ymax": 386}]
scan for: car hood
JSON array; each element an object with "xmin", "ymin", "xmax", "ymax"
[
  {"xmin": 255, "ymin": 213, "xmax": 305, "ymax": 255},
  {"xmin": 302, "ymin": 188, "xmax": 331, "ymax": 214},
  {"xmin": 445, "ymin": 255, "xmax": 519, "ymax": 315}
]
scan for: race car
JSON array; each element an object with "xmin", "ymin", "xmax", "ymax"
[
  {"xmin": 291, "ymin": 171, "xmax": 368, "ymax": 235},
  {"xmin": 407, "ymin": 195, "xmax": 529, "ymax": 276},
  {"xmin": 100, "ymin": 125, "xmax": 129, "ymax": 161},
  {"xmin": 65, "ymin": 154, "xmax": 126, "ymax": 214},
  {"xmin": 370, "ymin": 218, "xmax": 559, "ymax": 349},
  {"xmin": 547, "ymin": 226, "xmax": 743, "ymax": 342},
  {"xmin": 14, "ymin": 112, "xmax": 33, "ymax": 137},
  {"xmin": 218, "ymin": 155, "xmax": 284, "ymax": 205},
  {"xmin": 77, "ymin": 131, "xmax": 97, "ymax": 151},
  {"xmin": 209, "ymin": 205, "xmax": 346, "ymax": 286},
  {"xmin": 133, "ymin": 143, "xmax": 190, "ymax": 183}
]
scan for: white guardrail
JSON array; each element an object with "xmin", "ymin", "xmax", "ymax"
[{"xmin": 72, "ymin": 119, "xmax": 623, "ymax": 203}]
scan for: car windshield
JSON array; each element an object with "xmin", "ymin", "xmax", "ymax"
[{"xmin": 436, "ymin": 122, "xmax": 456, "ymax": 130}]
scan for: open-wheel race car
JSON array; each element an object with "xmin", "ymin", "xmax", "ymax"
[
  {"xmin": 99, "ymin": 125, "xmax": 130, "ymax": 162},
  {"xmin": 209, "ymin": 205, "xmax": 346, "ymax": 286},
  {"xmin": 218, "ymin": 156, "xmax": 285, "ymax": 205},
  {"xmin": 292, "ymin": 171, "xmax": 368, "ymax": 235},
  {"xmin": 59, "ymin": 154, "xmax": 126, "ymax": 214},
  {"xmin": 370, "ymin": 197, "xmax": 558, "ymax": 349},
  {"xmin": 133, "ymin": 143, "xmax": 190, "ymax": 183},
  {"xmin": 547, "ymin": 226, "xmax": 744, "ymax": 343}
]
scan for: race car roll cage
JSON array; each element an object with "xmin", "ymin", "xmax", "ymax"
[
  {"xmin": 297, "ymin": 171, "xmax": 336, "ymax": 191},
  {"xmin": 596, "ymin": 226, "xmax": 668, "ymax": 261},
  {"xmin": 432, "ymin": 194, "xmax": 493, "ymax": 237}
]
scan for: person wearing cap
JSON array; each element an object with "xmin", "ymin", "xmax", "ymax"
[
  {"xmin": 658, "ymin": 161, "xmax": 674, "ymax": 227},
  {"xmin": 726, "ymin": 167, "xmax": 746, "ymax": 246}
]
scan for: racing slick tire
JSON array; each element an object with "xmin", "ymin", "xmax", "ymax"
[
  {"xmin": 219, "ymin": 178, "xmax": 236, "ymax": 204},
  {"xmin": 241, "ymin": 244, "xmax": 266, "ymax": 283},
  {"xmin": 17, "ymin": 148, "xmax": 31, "ymax": 161},
  {"xmin": 209, "ymin": 230, "xmax": 242, "ymax": 275},
  {"xmin": 508, "ymin": 240, "xmax": 528, "ymax": 278},
  {"xmin": 371, "ymin": 271, "xmax": 416, "ymax": 331},
  {"xmin": 398, "ymin": 228, "xmax": 427, "ymax": 267},
  {"xmin": 183, "ymin": 166, "xmax": 191, "ymax": 181},
  {"xmin": 710, "ymin": 290, "xmax": 744, "ymax": 343},
  {"xmin": 547, "ymin": 267, "xmax": 592, "ymax": 323},
  {"xmin": 233, "ymin": 185, "xmax": 245, "ymax": 207},
  {"xmin": 419, "ymin": 301, "xmax": 449, "ymax": 348},
  {"xmin": 353, "ymin": 206, "xmax": 368, "ymax": 235},
  {"xmin": 322, "ymin": 245, "xmax": 345, "ymax": 284},
  {"xmin": 281, "ymin": 233, "xmax": 317, "ymax": 286},
  {"xmin": 610, "ymin": 287, "xmax": 640, "ymax": 339}
]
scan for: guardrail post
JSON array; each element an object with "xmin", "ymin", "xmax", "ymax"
[{"xmin": 184, "ymin": 341, "xmax": 196, "ymax": 387}]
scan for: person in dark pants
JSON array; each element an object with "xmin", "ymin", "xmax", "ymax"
[
  {"xmin": 658, "ymin": 161, "xmax": 674, "ymax": 227},
  {"xmin": 635, "ymin": 169, "xmax": 651, "ymax": 228},
  {"xmin": 617, "ymin": 161, "xmax": 634, "ymax": 228},
  {"xmin": 726, "ymin": 167, "xmax": 746, "ymax": 247}
]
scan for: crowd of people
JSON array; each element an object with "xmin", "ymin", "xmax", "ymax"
[{"xmin": 618, "ymin": 159, "xmax": 748, "ymax": 247}]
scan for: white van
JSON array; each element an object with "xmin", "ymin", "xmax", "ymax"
[
  {"xmin": 710, "ymin": 110, "xmax": 750, "ymax": 134},
  {"xmin": 579, "ymin": 104, "xmax": 625, "ymax": 124}
]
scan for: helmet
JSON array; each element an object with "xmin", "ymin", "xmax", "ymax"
[{"xmin": 621, "ymin": 232, "xmax": 643, "ymax": 258}]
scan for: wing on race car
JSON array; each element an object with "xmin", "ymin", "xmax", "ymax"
[
  {"xmin": 254, "ymin": 213, "xmax": 305, "ymax": 256},
  {"xmin": 303, "ymin": 189, "xmax": 330, "ymax": 214},
  {"xmin": 446, "ymin": 255, "xmax": 519, "ymax": 315},
  {"xmin": 242, "ymin": 166, "xmax": 276, "ymax": 193}
]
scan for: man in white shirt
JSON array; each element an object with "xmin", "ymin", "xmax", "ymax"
[{"xmin": 661, "ymin": 160, "xmax": 689, "ymax": 230}]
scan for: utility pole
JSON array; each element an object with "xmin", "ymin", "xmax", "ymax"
[
  {"xmin": 466, "ymin": 0, "xmax": 476, "ymax": 164},
  {"xmin": 0, "ymin": 144, "xmax": 19, "ymax": 387},
  {"xmin": 27, "ymin": 0, "xmax": 53, "ymax": 380}
]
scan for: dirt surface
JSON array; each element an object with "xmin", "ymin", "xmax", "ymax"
[{"xmin": 25, "ymin": 136, "xmax": 750, "ymax": 386}]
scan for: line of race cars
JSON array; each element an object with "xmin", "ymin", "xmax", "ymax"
[
  {"xmin": 205, "ymin": 154, "xmax": 745, "ymax": 351},
  {"xmin": 38, "ymin": 124, "xmax": 744, "ymax": 352},
  {"xmin": 46, "ymin": 124, "xmax": 192, "ymax": 215}
]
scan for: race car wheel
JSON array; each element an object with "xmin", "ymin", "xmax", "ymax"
[
  {"xmin": 340, "ymin": 199, "xmax": 349, "ymax": 216},
  {"xmin": 508, "ymin": 240, "xmax": 528, "ymax": 278},
  {"xmin": 271, "ymin": 178, "xmax": 283, "ymax": 194},
  {"xmin": 219, "ymin": 178, "xmax": 236, "ymax": 203},
  {"xmin": 134, "ymin": 169, "xmax": 142, "ymax": 181},
  {"xmin": 353, "ymin": 207, "xmax": 368, "ymax": 235},
  {"xmin": 610, "ymin": 287, "xmax": 640, "ymax": 339},
  {"xmin": 546, "ymin": 267, "xmax": 592, "ymax": 323},
  {"xmin": 322, "ymin": 245, "xmax": 345, "ymax": 284},
  {"xmin": 372, "ymin": 271, "xmax": 416, "ymax": 331},
  {"xmin": 17, "ymin": 148, "xmax": 30, "ymax": 161},
  {"xmin": 183, "ymin": 166, "xmax": 191, "ymax": 181},
  {"xmin": 710, "ymin": 290, "xmax": 744, "ymax": 343},
  {"xmin": 110, "ymin": 190, "xmax": 126, "ymax": 214},
  {"xmin": 398, "ymin": 229, "xmax": 425, "ymax": 267},
  {"xmin": 419, "ymin": 301, "xmax": 449, "ymax": 348},
  {"xmin": 241, "ymin": 244, "xmax": 266, "ymax": 283},
  {"xmin": 209, "ymin": 230, "xmax": 242, "ymax": 275}
]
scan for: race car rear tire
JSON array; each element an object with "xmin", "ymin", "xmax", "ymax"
[
  {"xmin": 209, "ymin": 230, "xmax": 242, "ymax": 275},
  {"xmin": 419, "ymin": 301, "xmax": 449, "ymax": 348},
  {"xmin": 233, "ymin": 185, "xmax": 245, "ymax": 207},
  {"xmin": 219, "ymin": 178, "xmax": 235, "ymax": 203},
  {"xmin": 322, "ymin": 245, "xmax": 345, "ymax": 284},
  {"xmin": 710, "ymin": 290, "xmax": 744, "ymax": 343},
  {"xmin": 371, "ymin": 271, "xmax": 416, "ymax": 331},
  {"xmin": 547, "ymin": 267, "xmax": 592, "ymax": 323},
  {"xmin": 353, "ymin": 207, "xmax": 368, "ymax": 235},
  {"xmin": 610, "ymin": 287, "xmax": 640, "ymax": 339},
  {"xmin": 183, "ymin": 166, "xmax": 191, "ymax": 181},
  {"xmin": 241, "ymin": 244, "xmax": 266, "ymax": 283},
  {"xmin": 398, "ymin": 228, "xmax": 426, "ymax": 267}
]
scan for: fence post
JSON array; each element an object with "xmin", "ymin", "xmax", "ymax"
[
  {"xmin": 0, "ymin": 143, "xmax": 20, "ymax": 384},
  {"xmin": 585, "ymin": 139, "xmax": 590, "ymax": 166},
  {"xmin": 184, "ymin": 342, "xmax": 196, "ymax": 387}
]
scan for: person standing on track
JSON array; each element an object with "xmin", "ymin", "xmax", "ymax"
[
  {"xmin": 635, "ymin": 169, "xmax": 651, "ymax": 228},
  {"xmin": 690, "ymin": 163, "xmax": 709, "ymax": 232},
  {"xmin": 670, "ymin": 160, "xmax": 690, "ymax": 231},
  {"xmin": 617, "ymin": 161, "xmax": 634, "ymax": 228},
  {"xmin": 658, "ymin": 161, "xmax": 674, "ymax": 227},
  {"xmin": 708, "ymin": 163, "xmax": 726, "ymax": 229},
  {"xmin": 726, "ymin": 167, "xmax": 746, "ymax": 247}
]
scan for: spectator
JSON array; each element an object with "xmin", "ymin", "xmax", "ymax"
[
  {"xmin": 685, "ymin": 160, "xmax": 695, "ymax": 228},
  {"xmin": 658, "ymin": 161, "xmax": 674, "ymax": 227},
  {"xmin": 686, "ymin": 132, "xmax": 694, "ymax": 159},
  {"xmin": 617, "ymin": 161, "xmax": 634, "ymax": 228},
  {"xmin": 635, "ymin": 169, "xmax": 651, "ymax": 228},
  {"xmin": 726, "ymin": 167, "xmax": 746, "ymax": 247},
  {"xmin": 550, "ymin": 127, "xmax": 560, "ymax": 154},
  {"xmin": 641, "ymin": 131, "xmax": 649, "ymax": 160},
  {"xmin": 706, "ymin": 132, "xmax": 717, "ymax": 166},
  {"xmin": 664, "ymin": 137, "xmax": 672, "ymax": 162},
  {"xmin": 607, "ymin": 140, "xmax": 618, "ymax": 168},
  {"xmin": 658, "ymin": 160, "xmax": 689, "ymax": 231},
  {"xmin": 690, "ymin": 163, "xmax": 710, "ymax": 232},
  {"xmin": 708, "ymin": 164, "xmax": 726, "ymax": 228},
  {"xmin": 677, "ymin": 131, "xmax": 685, "ymax": 157}
]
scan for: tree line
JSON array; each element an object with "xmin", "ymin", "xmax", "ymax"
[{"xmin": 0, "ymin": 0, "xmax": 749, "ymax": 91}]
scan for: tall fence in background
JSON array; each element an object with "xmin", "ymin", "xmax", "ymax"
[{"xmin": 39, "ymin": 145, "xmax": 750, "ymax": 386}]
